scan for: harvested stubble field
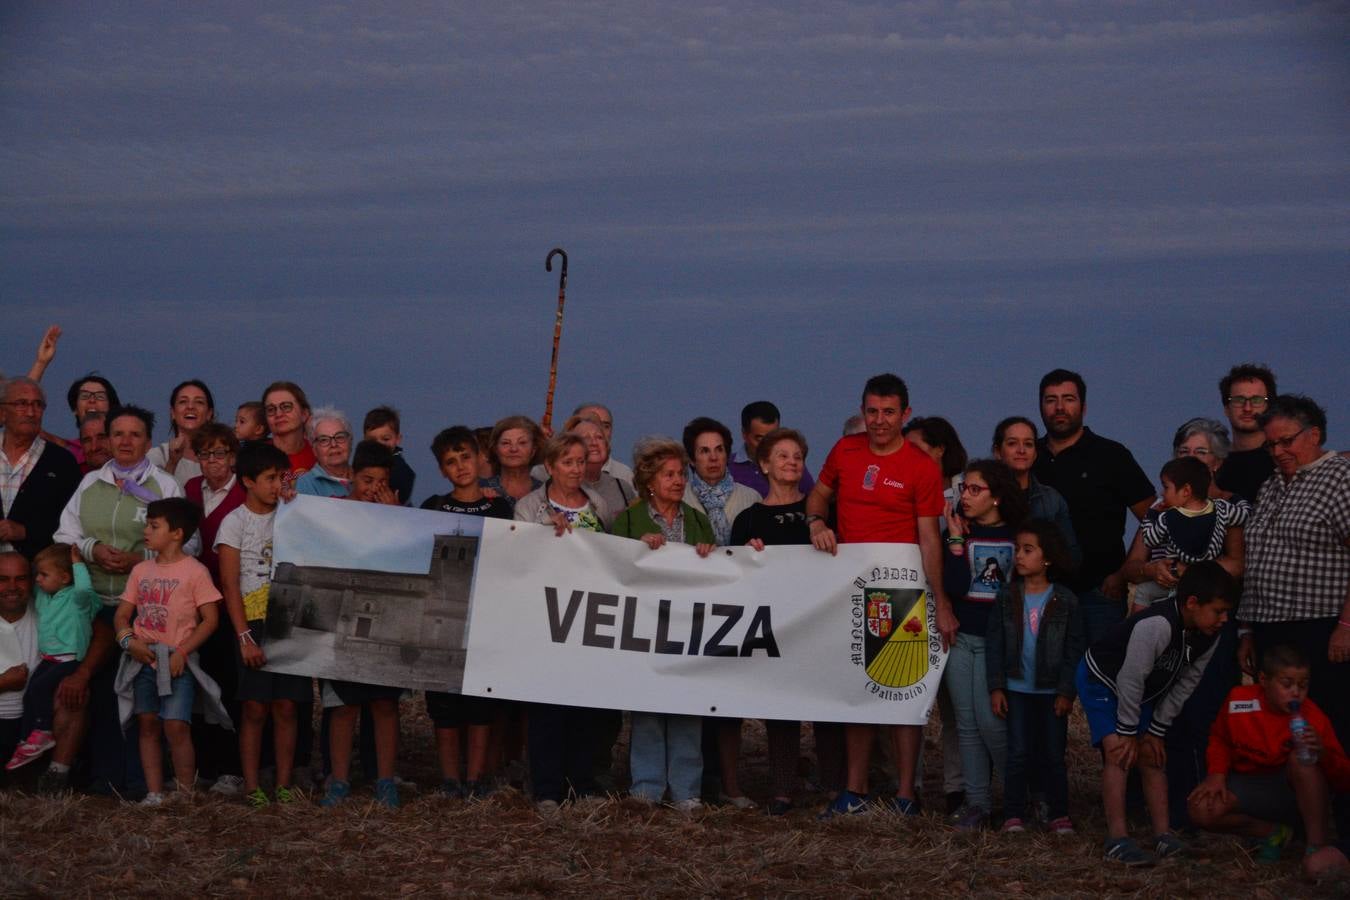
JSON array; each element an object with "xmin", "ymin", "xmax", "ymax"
[{"xmin": 1, "ymin": 704, "xmax": 1345, "ymax": 898}]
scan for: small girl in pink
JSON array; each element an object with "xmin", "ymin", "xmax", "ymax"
[{"xmin": 114, "ymin": 497, "xmax": 222, "ymax": 805}]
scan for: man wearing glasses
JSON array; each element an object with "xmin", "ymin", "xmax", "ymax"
[
  {"xmin": 1215, "ymin": 364, "xmax": 1278, "ymax": 505},
  {"xmin": 0, "ymin": 378, "xmax": 82, "ymax": 560}
]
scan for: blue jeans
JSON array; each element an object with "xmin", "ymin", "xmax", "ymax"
[
  {"xmin": 1004, "ymin": 691, "xmax": 1068, "ymax": 820},
  {"xmin": 629, "ymin": 712, "xmax": 702, "ymax": 802},
  {"xmin": 131, "ymin": 663, "xmax": 197, "ymax": 722},
  {"xmin": 943, "ymin": 632, "xmax": 1006, "ymax": 811}
]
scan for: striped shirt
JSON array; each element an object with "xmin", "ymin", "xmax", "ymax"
[{"xmin": 1141, "ymin": 497, "xmax": 1250, "ymax": 564}]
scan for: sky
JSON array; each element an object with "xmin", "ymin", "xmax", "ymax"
[{"xmin": 2, "ymin": 1, "xmax": 1347, "ymax": 498}]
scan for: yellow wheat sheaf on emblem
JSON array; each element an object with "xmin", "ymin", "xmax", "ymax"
[{"xmin": 865, "ymin": 592, "xmax": 929, "ymax": 688}]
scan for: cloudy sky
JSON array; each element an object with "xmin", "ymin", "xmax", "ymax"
[{"xmin": 2, "ymin": 1, "xmax": 1347, "ymax": 494}]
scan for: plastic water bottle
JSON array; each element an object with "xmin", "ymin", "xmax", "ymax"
[{"xmin": 1288, "ymin": 700, "xmax": 1319, "ymax": 765}]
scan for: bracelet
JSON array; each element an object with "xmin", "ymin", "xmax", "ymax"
[
  {"xmin": 945, "ymin": 535, "xmax": 966, "ymax": 545},
  {"xmin": 118, "ymin": 633, "xmax": 133, "ymax": 650},
  {"xmin": 238, "ymin": 630, "xmax": 258, "ymax": 647},
  {"xmin": 1338, "ymin": 619, "xmax": 1350, "ymax": 630}
]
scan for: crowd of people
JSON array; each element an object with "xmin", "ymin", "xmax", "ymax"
[{"xmin": 1, "ymin": 326, "xmax": 1347, "ymax": 878}]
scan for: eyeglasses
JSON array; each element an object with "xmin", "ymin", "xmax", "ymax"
[
  {"xmin": 959, "ymin": 482, "xmax": 988, "ymax": 496},
  {"xmin": 1226, "ymin": 395, "xmax": 1269, "ymax": 410},
  {"xmin": 77, "ymin": 390, "xmax": 108, "ymax": 402},
  {"xmin": 1264, "ymin": 428, "xmax": 1307, "ymax": 454},
  {"xmin": 2, "ymin": 399, "xmax": 46, "ymax": 411},
  {"xmin": 1176, "ymin": 447, "xmax": 1212, "ymax": 458},
  {"xmin": 264, "ymin": 401, "xmax": 296, "ymax": 416},
  {"xmin": 199, "ymin": 449, "xmax": 233, "ymax": 461},
  {"xmin": 314, "ymin": 432, "xmax": 352, "ymax": 448}
]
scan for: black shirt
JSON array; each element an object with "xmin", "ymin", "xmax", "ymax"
[
  {"xmin": 730, "ymin": 499, "xmax": 810, "ymax": 547},
  {"xmin": 420, "ymin": 493, "xmax": 514, "ymax": 520},
  {"xmin": 390, "ymin": 450, "xmax": 417, "ymax": 508},
  {"xmin": 942, "ymin": 522, "xmax": 1016, "ymax": 637},
  {"xmin": 1032, "ymin": 427, "xmax": 1155, "ymax": 594},
  {"xmin": 1215, "ymin": 446, "xmax": 1275, "ymax": 506}
]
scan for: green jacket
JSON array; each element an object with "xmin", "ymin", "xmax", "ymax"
[
  {"xmin": 36, "ymin": 562, "xmax": 101, "ymax": 659},
  {"xmin": 611, "ymin": 500, "xmax": 715, "ymax": 546}
]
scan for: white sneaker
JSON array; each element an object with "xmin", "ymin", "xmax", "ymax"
[
  {"xmin": 670, "ymin": 798, "xmax": 703, "ymax": 815},
  {"xmin": 139, "ymin": 792, "xmax": 165, "ymax": 807},
  {"xmin": 210, "ymin": 774, "xmax": 245, "ymax": 796},
  {"xmin": 718, "ymin": 793, "xmax": 758, "ymax": 810}
]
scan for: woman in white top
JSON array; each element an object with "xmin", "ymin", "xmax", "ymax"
[{"xmin": 147, "ymin": 380, "xmax": 216, "ymax": 489}]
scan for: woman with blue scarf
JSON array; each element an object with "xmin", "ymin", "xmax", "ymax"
[{"xmin": 680, "ymin": 417, "xmax": 762, "ymax": 807}]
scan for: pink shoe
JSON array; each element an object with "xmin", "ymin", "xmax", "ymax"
[
  {"xmin": 6, "ymin": 729, "xmax": 55, "ymax": 770},
  {"xmin": 1049, "ymin": 816, "xmax": 1075, "ymax": 835}
]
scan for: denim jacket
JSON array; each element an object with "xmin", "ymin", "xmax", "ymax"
[{"xmin": 985, "ymin": 580, "xmax": 1085, "ymax": 698}]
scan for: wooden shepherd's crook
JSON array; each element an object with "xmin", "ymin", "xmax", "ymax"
[{"xmin": 542, "ymin": 247, "xmax": 568, "ymax": 432}]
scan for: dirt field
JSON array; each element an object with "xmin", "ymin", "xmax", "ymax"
[{"xmin": 2, "ymin": 707, "xmax": 1345, "ymax": 898}]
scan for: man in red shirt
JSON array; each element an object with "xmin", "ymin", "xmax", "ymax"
[{"xmin": 807, "ymin": 373, "xmax": 956, "ymax": 816}]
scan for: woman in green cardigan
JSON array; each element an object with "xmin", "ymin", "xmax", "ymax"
[{"xmin": 611, "ymin": 437, "xmax": 715, "ymax": 811}]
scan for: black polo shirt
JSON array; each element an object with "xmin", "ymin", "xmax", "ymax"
[
  {"xmin": 1215, "ymin": 447, "xmax": 1275, "ymax": 506},
  {"xmin": 1032, "ymin": 427, "xmax": 1155, "ymax": 594}
]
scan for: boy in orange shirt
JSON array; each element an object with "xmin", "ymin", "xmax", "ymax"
[{"xmin": 1188, "ymin": 644, "xmax": 1350, "ymax": 861}]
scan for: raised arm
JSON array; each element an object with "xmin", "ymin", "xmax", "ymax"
[{"xmin": 26, "ymin": 325, "xmax": 61, "ymax": 382}]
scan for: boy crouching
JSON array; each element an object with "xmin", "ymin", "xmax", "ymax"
[
  {"xmin": 1075, "ymin": 560, "xmax": 1237, "ymax": 866},
  {"xmin": 1189, "ymin": 644, "xmax": 1350, "ymax": 862}
]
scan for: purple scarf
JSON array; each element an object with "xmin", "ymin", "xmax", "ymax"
[{"xmin": 110, "ymin": 458, "xmax": 159, "ymax": 504}]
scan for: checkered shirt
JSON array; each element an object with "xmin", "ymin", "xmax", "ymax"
[
  {"xmin": 1240, "ymin": 452, "xmax": 1350, "ymax": 623},
  {"xmin": 0, "ymin": 433, "xmax": 46, "ymax": 552}
]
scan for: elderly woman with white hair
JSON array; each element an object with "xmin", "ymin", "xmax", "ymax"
[
  {"xmin": 293, "ymin": 406, "xmax": 354, "ymax": 498},
  {"xmin": 612, "ymin": 437, "xmax": 716, "ymax": 812},
  {"xmin": 1171, "ymin": 417, "xmax": 1233, "ymax": 498}
]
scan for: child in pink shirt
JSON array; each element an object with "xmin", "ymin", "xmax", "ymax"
[{"xmin": 114, "ymin": 497, "xmax": 221, "ymax": 805}]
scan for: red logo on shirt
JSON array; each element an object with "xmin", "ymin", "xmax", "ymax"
[{"xmin": 862, "ymin": 465, "xmax": 880, "ymax": 491}]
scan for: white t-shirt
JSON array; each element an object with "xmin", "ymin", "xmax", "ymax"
[
  {"xmin": 147, "ymin": 441, "xmax": 203, "ymax": 490},
  {"xmin": 0, "ymin": 608, "xmax": 39, "ymax": 719},
  {"xmin": 214, "ymin": 505, "xmax": 275, "ymax": 622}
]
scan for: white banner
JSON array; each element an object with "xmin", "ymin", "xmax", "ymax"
[
  {"xmin": 265, "ymin": 496, "xmax": 947, "ymax": 725},
  {"xmin": 465, "ymin": 519, "xmax": 945, "ymax": 724}
]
